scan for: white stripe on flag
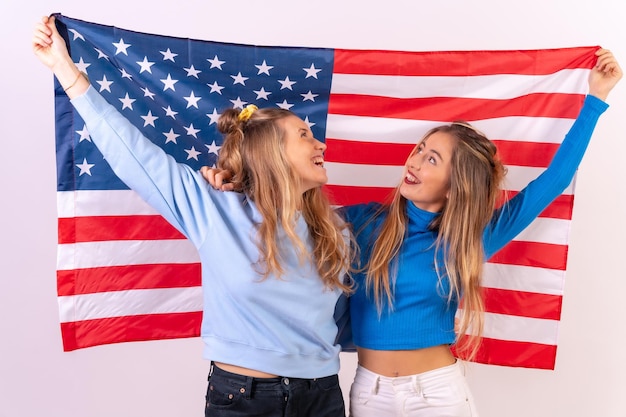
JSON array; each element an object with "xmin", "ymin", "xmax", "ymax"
[
  {"xmin": 503, "ymin": 166, "xmax": 574, "ymax": 194},
  {"xmin": 58, "ymin": 287, "xmax": 203, "ymax": 322},
  {"xmin": 58, "ymin": 189, "xmax": 158, "ymax": 217},
  {"xmin": 325, "ymin": 162, "xmax": 403, "ymax": 188},
  {"xmin": 326, "ymin": 162, "xmax": 574, "ymax": 194},
  {"xmin": 57, "ymin": 239, "xmax": 200, "ymax": 270},
  {"xmin": 330, "ymin": 69, "xmax": 590, "ymax": 99},
  {"xmin": 326, "ymin": 114, "xmax": 579, "ymax": 145},
  {"xmin": 512, "ymin": 217, "xmax": 571, "ymax": 245},
  {"xmin": 482, "ymin": 263, "xmax": 564, "ymax": 296},
  {"xmin": 482, "ymin": 312, "xmax": 560, "ymax": 345}
]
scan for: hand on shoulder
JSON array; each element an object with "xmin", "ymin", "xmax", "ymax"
[{"xmin": 200, "ymin": 166, "xmax": 235, "ymax": 191}]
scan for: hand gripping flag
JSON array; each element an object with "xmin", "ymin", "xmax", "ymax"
[{"xmin": 52, "ymin": 13, "xmax": 597, "ymax": 369}]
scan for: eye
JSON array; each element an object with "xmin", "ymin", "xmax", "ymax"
[{"xmin": 428, "ymin": 156, "xmax": 437, "ymax": 164}]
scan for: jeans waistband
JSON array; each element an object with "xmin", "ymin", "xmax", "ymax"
[{"xmin": 209, "ymin": 362, "xmax": 337, "ymax": 390}]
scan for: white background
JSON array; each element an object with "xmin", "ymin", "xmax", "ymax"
[{"xmin": 1, "ymin": 1, "xmax": 625, "ymax": 416}]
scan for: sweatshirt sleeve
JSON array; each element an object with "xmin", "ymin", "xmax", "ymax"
[
  {"xmin": 484, "ymin": 95, "xmax": 609, "ymax": 257},
  {"xmin": 70, "ymin": 85, "xmax": 214, "ymax": 247}
]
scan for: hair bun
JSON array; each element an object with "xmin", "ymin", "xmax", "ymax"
[{"xmin": 217, "ymin": 108, "xmax": 243, "ymax": 135}]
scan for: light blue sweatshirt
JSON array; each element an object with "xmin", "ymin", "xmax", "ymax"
[{"xmin": 71, "ymin": 86, "xmax": 343, "ymax": 378}]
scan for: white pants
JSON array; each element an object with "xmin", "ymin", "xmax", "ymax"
[{"xmin": 349, "ymin": 361, "xmax": 478, "ymax": 417}]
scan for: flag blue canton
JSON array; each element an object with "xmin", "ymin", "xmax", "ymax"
[{"xmin": 55, "ymin": 15, "xmax": 334, "ymax": 192}]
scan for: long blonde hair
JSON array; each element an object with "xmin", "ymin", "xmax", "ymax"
[
  {"xmin": 217, "ymin": 107, "xmax": 352, "ymax": 292},
  {"xmin": 365, "ymin": 122, "xmax": 506, "ymax": 360}
]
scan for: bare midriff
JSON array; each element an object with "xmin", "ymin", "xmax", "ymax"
[
  {"xmin": 213, "ymin": 362, "xmax": 279, "ymax": 378},
  {"xmin": 357, "ymin": 344, "xmax": 456, "ymax": 377}
]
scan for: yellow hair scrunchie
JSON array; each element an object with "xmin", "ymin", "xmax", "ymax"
[{"xmin": 238, "ymin": 104, "xmax": 258, "ymax": 122}]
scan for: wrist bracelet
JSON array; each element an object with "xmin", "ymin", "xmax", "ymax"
[{"xmin": 64, "ymin": 71, "xmax": 87, "ymax": 92}]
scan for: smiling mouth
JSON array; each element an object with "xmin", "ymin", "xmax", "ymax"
[
  {"xmin": 313, "ymin": 156, "xmax": 324, "ymax": 167},
  {"xmin": 405, "ymin": 173, "xmax": 419, "ymax": 184}
]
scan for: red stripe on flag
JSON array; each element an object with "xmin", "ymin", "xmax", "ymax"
[
  {"xmin": 60, "ymin": 312, "xmax": 202, "ymax": 351},
  {"xmin": 489, "ymin": 241, "xmax": 568, "ymax": 270},
  {"xmin": 328, "ymin": 93, "xmax": 585, "ymax": 121},
  {"xmin": 326, "ymin": 138, "xmax": 564, "ymax": 169},
  {"xmin": 327, "ymin": 186, "xmax": 572, "ymax": 220},
  {"xmin": 334, "ymin": 47, "xmax": 597, "ymax": 76},
  {"xmin": 325, "ymin": 138, "xmax": 415, "ymax": 166},
  {"xmin": 493, "ymin": 140, "xmax": 559, "ymax": 167},
  {"xmin": 500, "ymin": 192, "xmax": 574, "ymax": 220},
  {"xmin": 538, "ymin": 195, "xmax": 573, "ymax": 219},
  {"xmin": 453, "ymin": 337, "xmax": 558, "ymax": 369},
  {"xmin": 57, "ymin": 263, "xmax": 202, "ymax": 296},
  {"xmin": 483, "ymin": 287, "xmax": 562, "ymax": 320},
  {"xmin": 324, "ymin": 184, "xmax": 394, "ymax": 206},
  {"xmin": 58, "ymin": 215, "xmax": 184, "ymax": 243}
]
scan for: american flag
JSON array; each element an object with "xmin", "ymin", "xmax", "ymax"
[{"xmin": 52, "ymin": 14, "xmax": 596, "ymax": 369}]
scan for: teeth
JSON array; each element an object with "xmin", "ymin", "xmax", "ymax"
[
  {"xmin": 405, "ymin": 173, "xmax": 417, "ymax": 184},
  {"xmin": 313, "ymin": 156, "xmax": 324, "ymax": 166}
]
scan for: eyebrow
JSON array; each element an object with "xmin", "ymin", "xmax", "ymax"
[
  {"xmin": 429, "ymin": 149, "xmax": 444, "ymax": 161},
  {"xmin": 419, "ymin": 142, "xmax": 444, "ymax": 162}
]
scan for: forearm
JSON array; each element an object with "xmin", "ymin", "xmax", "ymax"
[
  {"xmin": 485, "ymin": 95, "xmax": 608, "ymax": 254},
  {"xmin": 51, "ymin": 57, "xmax": 89, "ymax": 98}
]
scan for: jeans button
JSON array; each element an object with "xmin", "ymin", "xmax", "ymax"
[{"xmin": 283, "ymin": 377, "xmax": 290, "ymax": 385}]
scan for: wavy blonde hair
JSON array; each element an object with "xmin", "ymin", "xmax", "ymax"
[
  {"xmin": 217, "ymin": 107, "xmax": 352, "ymax": 292},
  {"xmin": 365, "ymin": 122, "xmax": 507, "ymax": 360}
]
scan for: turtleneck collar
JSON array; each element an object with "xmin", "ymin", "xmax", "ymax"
[{"xmin": 406, "ymin": 200, "xmax": 440, "ymax": 231}]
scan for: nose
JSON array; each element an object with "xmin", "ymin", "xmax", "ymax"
[
  {"xmin": 407, "ymin": 154, "xmax": 421, "ymax": 170},
  {"xmin": 316, "ymin": 139, "xmax": 327, "ymax": 151}
]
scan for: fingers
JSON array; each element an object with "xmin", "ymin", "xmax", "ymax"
[
  {"xmin": 595, "ymin": 48, "xmax": 622, "ymax": 76},
  {"xmin": 199, "ymin": 166, "xmax": 234, "ymax": 191},
  {"xmin": 34, "ymin": 15, "xmax": 61, "ymax": 44},
  {"xmin": 47, "ymin": 15, "xmax": 60, "ymax": 38},
  {"xmin": 200, "ymin": 166, "xmax": 217, "ymax": 188},
  {"xmin": 587, "ymin": 47, "xmax": 622, "ymax": 101},
  {"xmin": 33, "ymin": 16, "xmax": 57, "ymax": 51},
  {"xmin": 33, "ymin": 21, "xmax": 52, "ymax": 47},
  {"xmin": 212, "ymin": 171, "xmax": 232, "ymax": 190}
]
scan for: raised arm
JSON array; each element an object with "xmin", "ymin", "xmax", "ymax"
[
  {"xmin": 484, "ymin": 48, "xmax": 622, "ymax": 256},
  {"xmin": 33, "ymin": 15, "xmax": 215, "ymax": 246}
]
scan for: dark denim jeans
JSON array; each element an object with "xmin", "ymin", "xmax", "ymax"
[{"xmin": 205, "ymin": 363, "xmax": 346, "ymax": 417}]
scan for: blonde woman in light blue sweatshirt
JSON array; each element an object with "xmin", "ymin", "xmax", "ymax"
[{"xmin": 33, "ymin": 15, "xmax": 353, "ymax": 417}]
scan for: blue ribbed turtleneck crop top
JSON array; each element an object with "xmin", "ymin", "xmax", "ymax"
[{"xmin": 340, "ymin": 95, "xmax": 608, "ymax": 350}]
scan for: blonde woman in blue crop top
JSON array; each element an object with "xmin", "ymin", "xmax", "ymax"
[{"xmin": 338, "ymin": 48, "xmax": 621, "ymax": 417}]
